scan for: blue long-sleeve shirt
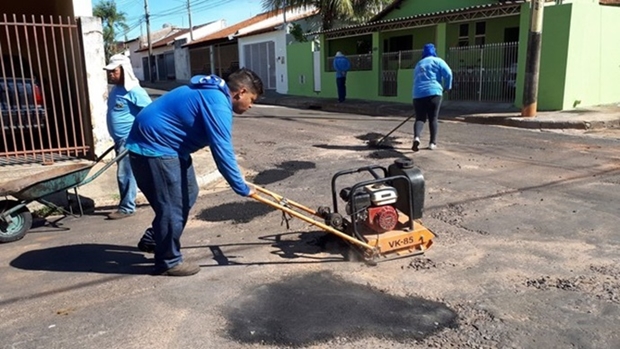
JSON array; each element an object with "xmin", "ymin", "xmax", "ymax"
[
  {"xmin": 125, "ymin": 75, "xmax": 250, "ymax": 196},
  {"xmin": 333, "ymin": 55, "xmax": 351, "ymax": 78},
  {"xmin": 412, "ymin": 56, "xmax": 453, "ymax": 99}
]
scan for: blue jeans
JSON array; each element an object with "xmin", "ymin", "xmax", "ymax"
[
  {"xmin": 115, "ymin": 139, "xmax": 137, "ymax": 214},
  {"xmin": 336, "ymin": 77, "xmax": 346, "ymax": 102},
  {"xmin": 129, "ymin": 153, "xmax": 199, "ymax": 272}
]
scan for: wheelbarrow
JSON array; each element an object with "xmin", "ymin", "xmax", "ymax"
[{"xmin": 0, "ymin": 145, "xmax": 127, "ymax": 243}]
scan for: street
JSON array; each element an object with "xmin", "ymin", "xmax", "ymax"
[{"xmin": 1, "ymin": 103, "xmax": 619, "ymax": 349}]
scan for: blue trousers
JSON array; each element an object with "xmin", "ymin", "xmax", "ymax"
[
  {"xmin": 115, "ymin": 139, "xmax": 137, "ymax": 214},
  {"xmin": 336, "ymin": 77, "xmax": 347, "ymax": 102},
  {"xmin": 129, "ymin": 153, "xmax": 198, "ymax": 272}
]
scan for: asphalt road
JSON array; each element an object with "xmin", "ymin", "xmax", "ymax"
[{"xmin": 1, "ymin": 104, "xmax": 619, "ymax": 349}]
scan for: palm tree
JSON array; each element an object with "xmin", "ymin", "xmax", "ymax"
[
  {"xmin": 261, "ymin": 0, "xmax": 391, "ymax": 30},
  {"xmin": 93, "ymin": 0, "xmax": 130, "ymax": 60}
]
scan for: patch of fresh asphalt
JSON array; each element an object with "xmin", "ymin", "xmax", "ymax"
[{"xmin": 224, "ymin": 271, "xmax": 457, "ymax": 347}]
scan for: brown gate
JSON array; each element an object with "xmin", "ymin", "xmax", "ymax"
[{"xmin": 0, "ymin": 14, "xmax": 91, "ymax": 165}]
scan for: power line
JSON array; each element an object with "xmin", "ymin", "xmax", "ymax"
[{"xmin": 116, "ymin": 0, "xmax": 239, "ymax": 41}]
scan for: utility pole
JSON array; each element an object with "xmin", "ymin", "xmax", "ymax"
[
  {"xmin": 521, "ymin": 0, "xmax": 545, "ymax": 117},
  {"xmin": 187, "ymin": 0, "xmax": 194, "ymax": 41},
  {"xmin": 144, "ymin": 0, "xmax": 154, "ymax": 82}
]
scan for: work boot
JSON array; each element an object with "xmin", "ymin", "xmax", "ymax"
[
  {"xmin": 159, "ymin": 262, "xmax": 200, "ymax": 277},
  {"xmin": 412, "ymin": 137, "xmax": 420, "ymax": 152},
  {"xmin": 107, "ymin": 211, "xmax": 135, "ymax": 220},
  {"xmin": 137, "ymin": 228, "xmax": 156, "ymax": 253}
]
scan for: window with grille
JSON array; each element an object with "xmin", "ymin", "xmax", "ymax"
[
  {"xmin": 458, "ymin": 23, "xmax": 469, "ymax": 47},
  {"xmin": 475, "ymin": 22, "xmax": 486, "ymax": 46}
]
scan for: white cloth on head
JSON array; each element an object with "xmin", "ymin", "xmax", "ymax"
[
  {"xmin": 335, "ymin": 51, "xmax": 344, "ymax": 57},
  {"xmin": 104, "ymin": 53, "xmax": 140, "ymax": 91}
]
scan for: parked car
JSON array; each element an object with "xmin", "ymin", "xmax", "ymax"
[{"xmin": 0, "ymin": 55, "xmax": 47, "ymax": 131}]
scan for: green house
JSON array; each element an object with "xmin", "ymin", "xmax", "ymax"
[{"xmin": 286, "ymin": 0, "xmax": 620, "ymax": 111}]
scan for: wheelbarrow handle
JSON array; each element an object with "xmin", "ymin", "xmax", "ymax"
[
  {"xmin": 79, "ymin": 147, "xmax": 129, "ymax": 187},
  {"xmin": 95, "ymin": 145, "xmax": 116, "ymax": 163}
]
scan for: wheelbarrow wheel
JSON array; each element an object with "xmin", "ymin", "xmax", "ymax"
[{"xmin": 0, "ymin": 200, "xmax": 32, "ymax": 243}]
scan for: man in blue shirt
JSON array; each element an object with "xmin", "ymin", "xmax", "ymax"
[
  {"xmin": 126, "ymin": 68, "xmax": 263, "ymax": 276},
  {"xmin": 104, "ymin": 54, "xmax": 152, "ymax": 219},
  {"xmin": 333, "ymin": 51, "xmax": 351, "ymax": 102},
  {"xmin": 411, "ymin": 43, "xmax": 452, "ymax": 152}
]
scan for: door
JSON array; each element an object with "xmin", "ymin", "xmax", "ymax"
[{"xmin": 243, "ymin": 41, "xmax": 276, "ymax": 90}]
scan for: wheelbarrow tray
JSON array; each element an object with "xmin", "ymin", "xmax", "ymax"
[
  {"xmin": 0, "ymin": 146, "xmax": 126, "ymax": 243},
  {"xmin": 0, "ymin": 163, "xmax": 94, "ymax": 201}
]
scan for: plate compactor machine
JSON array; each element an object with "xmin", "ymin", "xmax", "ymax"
[{"xmin": 250, "ymin": 158, "xmax": 435, "ymax": 265}]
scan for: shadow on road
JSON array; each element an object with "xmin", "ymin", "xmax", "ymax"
[
  {"xmin": 250, "ymin": 160, "xmax": 316, "ymax": 185},
  {"xmin": 10, "ymin": 244, "xmax": 152, "ymax": 275},
  {"xmin": 195, "ymin": 201, "xmax": 274, "ymax": 224},
  {"xmin": 189, "ymin": 231, "xmax": 351, "ymax": 267}
]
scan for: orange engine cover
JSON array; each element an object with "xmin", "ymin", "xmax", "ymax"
[{"xmin": 366, "ymin": 205, "xmax": 398, "ymax": 232}]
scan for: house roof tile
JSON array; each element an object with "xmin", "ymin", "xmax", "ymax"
[
  {"xmin": 307, "ymin": 0, "xmax": 527, "ymax": 36},
  {"xmin": 184, "ymin": 7, "xmax": 310, "ymax": 47},
  {"xmin": 135, "ymin": 27, "xmax": 189, "ymax": 52}
]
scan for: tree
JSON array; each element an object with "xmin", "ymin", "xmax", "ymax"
[
  {"xmin": 261, "ymin": 0, "xmax": 392, "ymax": 30},
  {"xmin": 93, "ymin": 0, "xmax": 130, "ymax": 60}
]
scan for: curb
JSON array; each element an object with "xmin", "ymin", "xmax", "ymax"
[
  {"xmin": 258, "ymin": 98, "xmax": 620, "ymax": 131},
  {"xmin": 446, "ymin": 116, "xmax": 589, "ymax": 130}
]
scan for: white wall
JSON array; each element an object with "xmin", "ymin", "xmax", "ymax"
[
  {"xmin": 174, "ymin": 40, "xmax": 191, "ymax": 81},
  {"xmin": 79, "ymin": 17, "xmax": 112, "ymax": 154},
  {"xmin": 188, "ymin": 19, "xmax": 226, "ymax": 43},
  {"xmin": 238, "ymin": 30, "xmax": 288, "ymax": 94},
  {"xmin": 72, "ymin": 0, "xmax": 92, "ymax": 16},
  {"xmin": 126, "ymin": 40, "xmax": 144, "ymax": 80}
]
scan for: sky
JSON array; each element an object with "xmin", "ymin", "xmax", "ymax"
[{"xmin": 97, "ymin": 0, "xmax": 266, "ymax": 40}]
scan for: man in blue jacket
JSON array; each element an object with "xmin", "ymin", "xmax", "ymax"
[
  {"xmin": 125, "ymin": 68, "xmax": 263, "ymax": 276},
  {"xmin": 333, "ymin": 51, "xmax": 351, "ymax": 102},
  {"xmin": 412, "ymin": 43, "xmax": 452, "ymax": 152}
]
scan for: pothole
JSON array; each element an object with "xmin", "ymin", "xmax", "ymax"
[{"xmin": 225, "ymin": 272, "xmax": 457, "ymax": 347}]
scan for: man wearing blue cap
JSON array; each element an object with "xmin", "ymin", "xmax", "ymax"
[
  {"xmin": 125, "ymin": 68, "xmax": 263, "ymax": 276},
  {"xmin": 411, "ymin": 43, "xmax": 452, "ymax": 152}
]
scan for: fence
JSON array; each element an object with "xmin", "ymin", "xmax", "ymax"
[
  {"xmin": 380, "ymin": 49, "xmax": 424, "ymax": 96},
  {"xmin": 446, "ymin": 42, "xmax": 519, "ymax": 103},
  {"xmin": 0, "ymin": 14, "xmax": 90, "ymax": 165},
  {"xmin": 326, "ymin": 53, "xmax": 373, "ymax": 72}
]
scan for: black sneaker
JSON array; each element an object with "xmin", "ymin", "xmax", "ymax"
[{"xmin": 159, "ymin": 262, "xmax": 200, "ymax": 276}]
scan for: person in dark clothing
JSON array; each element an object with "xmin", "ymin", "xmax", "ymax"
[
  {"xmin": 333, "ymin": 51, "xmax": 351, "ymax": 102},
  {"xmin": 411, "ymin": 43, "xmax": 453, "ymax": 152},
  {"xmin": 125, "ymin": 68, "xmax": 263, "ymax": 276}
]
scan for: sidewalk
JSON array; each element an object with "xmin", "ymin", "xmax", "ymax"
[{"xmin": 256, "ymin": 90, "xmax": 620, "ymax": 131}]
